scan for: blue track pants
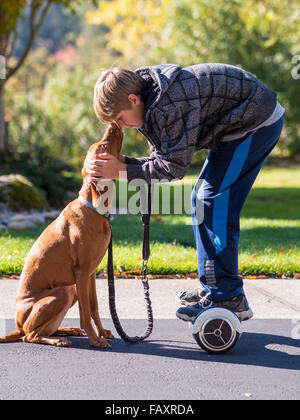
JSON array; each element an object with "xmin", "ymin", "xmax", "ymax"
[{"xmin": 191, "ymin": 114, "xmax": 285, "ymax": 302}]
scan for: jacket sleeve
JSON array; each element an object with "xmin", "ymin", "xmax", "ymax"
[
  {"xmin": 124, "ymin": 155, "xmax": 150, "ymax": 165},
  {"xmin": 125, "ymin": 108, "xmax": 196, "ymax": 185}
]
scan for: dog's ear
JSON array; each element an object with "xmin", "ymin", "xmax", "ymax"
[
  {"xmin": 81, "ymin": 152, "xmax": 91, "ymax": 179},
  {"xmin": 91, "ymin": 181, "xmax": 100, "ymax": 208}
]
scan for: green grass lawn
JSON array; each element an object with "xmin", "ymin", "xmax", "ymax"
[{"xmin": 0, "ymin": 165, "xmax": 299, "ymax": 278}]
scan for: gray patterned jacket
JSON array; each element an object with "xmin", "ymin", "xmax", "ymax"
[{"xmin": 124, "ymin": 63, "xmax": 277, "ymax": 184}]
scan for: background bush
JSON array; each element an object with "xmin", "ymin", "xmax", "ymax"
[{"xmin": 1, "ymin": 1, "xmax": 299, "ymax": 208}]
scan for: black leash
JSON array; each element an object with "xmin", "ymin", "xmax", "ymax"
[{"xmin": 107, "ymin": 183, "xmax": 153, "ymax": 343}]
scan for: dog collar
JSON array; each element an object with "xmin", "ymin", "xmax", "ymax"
[{"xmin": 78, "ymin": 195, "xmax": 111, "ymax": 220}]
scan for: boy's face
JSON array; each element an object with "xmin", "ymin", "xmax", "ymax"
[{"xmin": 114, "ymin": 94, "xmax": 144, "ymax": 130}]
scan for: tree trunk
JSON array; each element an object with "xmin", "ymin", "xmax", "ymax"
[{"xmin": 0, "ymin": 82, "xmax": 7, "ymax": 152}]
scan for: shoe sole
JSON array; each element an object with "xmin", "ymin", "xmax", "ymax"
[
  {"xmin": 176, "ymin": 308, "xmax": 254, "ymax": 323},
  {"xmin": 176, "ymin": 311, "xmax": 196, "ymax": 322}
]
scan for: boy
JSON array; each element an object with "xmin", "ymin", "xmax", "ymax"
[{"xmin": 88, "ymin": 63, "xmax": 285, "ymax": 323}]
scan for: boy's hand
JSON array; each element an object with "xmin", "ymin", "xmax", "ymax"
[{"xmin": 86, "ymin": 153, "xmax": 127, "ymax": 180}]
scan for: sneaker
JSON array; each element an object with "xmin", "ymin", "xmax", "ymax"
[
  {"xmin": 176, "ymin": 294, "xmax": 254, "ymax": 323},
  {"xmin": 176, "ymin": 287, "xmax": 207, "ymax": 306}
]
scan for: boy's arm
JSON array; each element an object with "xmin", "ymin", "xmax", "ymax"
[
  {"xmin": 123, "ymin": 107, "xmax": 197, "ymax": 184},
  {"xmin": 125, "ymin": 122, "xmax": 196, "ymax": 184},
  {"xmin": 125, "ymin": 148, "xmax": 194, "ymax": 185},
  {"xmin": 123, "ymin": 155, "xmax": 150, "ymax": 165}
]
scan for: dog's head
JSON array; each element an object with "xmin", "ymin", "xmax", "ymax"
[{"xmin": 81, "ymin": 122, "xmax": 124, "ymax": 209}]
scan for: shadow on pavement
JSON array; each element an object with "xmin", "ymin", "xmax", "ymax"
[
  {"xmin": 2, "ymin": 318, "xmax": 299, "ymax": 371},
  {"xmin": 69, "ymin": 331, "xmax": 299, "ymax": 371}
]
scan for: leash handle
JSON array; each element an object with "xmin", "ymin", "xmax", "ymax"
[{"xmin": 107, "ymin": 182, "xmax": 153, "ymax": 343}]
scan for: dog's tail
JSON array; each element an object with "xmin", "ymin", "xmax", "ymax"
[{"xmin": 0, "ymin": 330, "xmax": 24, "ymax": 343}]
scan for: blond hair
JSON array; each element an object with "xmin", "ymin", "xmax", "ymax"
[{"xmin": 93, "ymin": 67, "xmax": 144, "ymax": 124}]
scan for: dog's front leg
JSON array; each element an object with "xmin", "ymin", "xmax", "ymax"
[
  {"xmin": 75, "ymin": 267, "xmax": 110, "ymax": 348},
  {"xmin": 89, "ymin": 272, "xmax": 114, "ymax": 340}
]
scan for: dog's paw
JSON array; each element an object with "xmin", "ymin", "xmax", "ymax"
[
  {"xmin": 55, "ymin": 338, "xmax": 72, "ymax": 347},
  {"xmin": 71, "ymin": 327, "xmax": 85, "ymax": 336},
  {"xmin": 56, "ymin": 327, "xmax": 85, "ymax": 337},
  {"xmin": 102, "ymin": 329, "xmax": 115, "ymax": 340},
  {"xmin": 90, "ymin": 337, "xmax": 111, "ymax": 349}
]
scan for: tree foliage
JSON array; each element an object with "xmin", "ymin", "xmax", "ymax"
[
  {"xmin": 0, "ymin": 0, "xmax": 96, "ymax": 80},
  {"xmin": 87, "ymin": 0, "xmax": 300, "ymax": 155},
  {"xmin": 86, "ymin": 0, "xmax": 173, "ymax": 67},
  {"xmin": 0, "ymin": 0, "xmax": 97, "ymax": 151},
  {"xmin": 0, "ymin": 0, "xmax": 91, "ymax": 35},
  {"xmin": 4, "ymin": 46, "xmax": 150, "ymax": 169}
]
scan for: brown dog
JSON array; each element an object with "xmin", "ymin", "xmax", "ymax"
[{"xmin": 0, "ymin": 122, "xmax": 123, "ymax": 348}]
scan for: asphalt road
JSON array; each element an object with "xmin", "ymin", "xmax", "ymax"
[{"xmin": 0, "ymin": 318, "xmax": 299, "ymax": 400}]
